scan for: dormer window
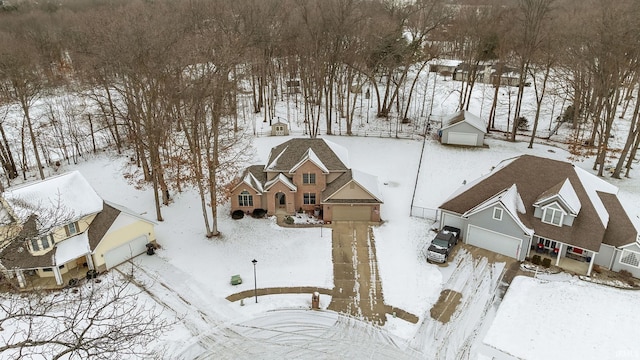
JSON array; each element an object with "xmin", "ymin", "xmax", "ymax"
[
  {"xmin": 542, "ymin": 206, "xmax": 563, "ymax": 226},
  {"xmin": 303, "ymin": 173, "xmax": 316, "ymax": 184},
  {"xmin": 493, "ymin": 207, "xmax": 503, "ymax": 221}
]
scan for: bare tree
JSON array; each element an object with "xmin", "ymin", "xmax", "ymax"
[{"xmin": 0, "ymin": 272, "xmax": 173, "ymax": 359}]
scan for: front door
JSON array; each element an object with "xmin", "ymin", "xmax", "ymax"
[{"xmin": 276, "ymin": 192, "xmax": 286, "ymax": 208}]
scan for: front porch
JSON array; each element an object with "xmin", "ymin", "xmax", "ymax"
[
  {"xmin": 530, "ymin": 251, "xmax": 590, "ymax": 275},
  {"xmin": 529, "ymin": 236, "xmax": 595, "ymax": 275},
  {"xmin": 12, "ymin": 265, "xmax": 93, "ymax": 291}
]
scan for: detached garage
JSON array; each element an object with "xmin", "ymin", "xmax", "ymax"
[{"xmin": 439, "ymin": 110, "xmax": 487, "ymax": 147}]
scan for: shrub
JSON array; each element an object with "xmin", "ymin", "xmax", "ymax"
[
  {"xmin": 231, "ymin": 210, "xmax": 245, "ymax": 220},
  {"xmin": 541, "ymin": 258, "xmax": 552, "ymax": 268},
  {"xmin": 252, "ymin": 209, "xmax": 267, "ymax": 218},
  {"xmin": 531, "ymin": 255, "xmax": 541, "ymax": 265},
  {"xmin": 284, "ymin": 216, "xmax": 294, "ymax": 225},
  {"xmin": 516, "ymin": 116, "xmax": 529, "ymax": 131},
  {"xmin": 592, "ymin": 265, "xmax": 602, "ymax": 274},
  {"xmin": 619, "ymin": 270, "xmax": 632, "ymax": 279}
]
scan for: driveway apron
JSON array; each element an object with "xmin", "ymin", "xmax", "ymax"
[{"xmin": 328, "ymin": 221, "xmax": 387, "ymax": 325}]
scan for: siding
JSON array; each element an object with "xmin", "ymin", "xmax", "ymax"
[
  {"xmin": 92, "ymin": 213, "xmax": 155, "ymax": 270},
  {"xmin": 442, "ymin": 122, "xmax": 484, "ymax": 146},
  {"xmin": 468, "ymin": 205, "xmax": 530, "ymax": 247}
]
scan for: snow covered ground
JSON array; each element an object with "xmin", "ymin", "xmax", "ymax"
[
  {"xmin": 483, "ymin": 275, "xmax": 640, "ymax": 360},
  {"xmin": 56, "ymin": 128, "xmax": 639, "ymax": 359},
  {"xmin": 3, "ymin": 69, "xmax": 640, "ymax": 359}
]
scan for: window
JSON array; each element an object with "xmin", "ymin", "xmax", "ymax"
[
  {"xmin": 542, "ymin": 207, "xmax": 563, "ymax": 226},
  {"xmin": 41, "ymin": 235, "xmax": 50, "ymax": 249},
  {"xmin": 304, "ymin": 193, "xmax": 316, "ymax": 205},
  {"xmin": 303, "ymin": 173, "xmax": 316, "ymax": 184},
  {"xmin": 30, "ymin": 238, "xmax": 40, "ymax": 251},
  {"xmin": 238, "ymin": 191, "xmax": 253, "ymax": 207},
  {"xmin": 620, "ymin": 249, "xmax": 640, "ymax": 268},
  {"xmin": 493, "ymin": 207, "xmax": 503, "ymax": 221},
  {"xmin": 65, "ymin": 222, "xmax": 79, "ymax": 236}
]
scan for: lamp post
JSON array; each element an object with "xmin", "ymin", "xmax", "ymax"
[{"xmin": 251, "ymin": 259, "xmax": 258, "ymax": 303}]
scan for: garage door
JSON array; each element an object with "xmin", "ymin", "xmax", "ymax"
[
  {"xmin": 104, "ymin": 235, "xmax": 149, "ymax": 269},
  {"xmin": 333, "ymin": 205, "xmax": 371, "ymax": 221},
  {"xmin": 466, "ymin": 225, "xmax": 521, "ymax": 259},
  {"xmin": 448, "ymin": 132, "xmax": 478, "ymax": 146}
]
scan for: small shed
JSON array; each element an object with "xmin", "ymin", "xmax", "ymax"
[
  {"xmin": 439, "ymin": 110, "xmax": 487, "ymax": 147},
  {"xmin": 271, "ymin": 120, "xmax": 289, "ymax": 136}
]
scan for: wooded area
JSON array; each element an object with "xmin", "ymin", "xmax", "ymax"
[{"xmin": 0, "ymin": 0, "xmax": 639, "ymax": 234}]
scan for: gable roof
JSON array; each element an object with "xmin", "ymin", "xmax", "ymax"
[
  {"xmin": 2, "ymin": 171, "xmax": 103, "ymax": 228},
  {"xmin": 440, "ymin": 155, "xmax": 636, "ymax": 252},
  {"xmin": 463, "ymin": 184, "xmax": 533, "ymax": 236},
  {"xmin": 264, "ymin": 173, "xmax": 297, "ymax": 192},
  {"xmin": 289, "ymin": 148, "xmax": 330, "ymax": 174},
  {"xmin": 87, "ymin": 202, "xmax": 120, "ymax": 250},
  {"xmin": 322, "ymin": 169, "xmax": 383, "ymax": 203},
  {"xmin": 264, "ymin": 138, "xmax": 349, "ymax": 173},
  {"xmin": 88, "ymin": 201, "xmax": 155, "ymax": 251},
  {"xmin": 534, "ymin": 178, "xmax": 582, "ymax": 215},
  {"xmin": 441, "ymin": 110, "xmax": 487, "ymax": 133},
  {"xmin": 232, "ymin": 165, "xmax": 266, "ymax": 194}
]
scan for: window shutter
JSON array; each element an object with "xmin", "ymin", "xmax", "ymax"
[{"xmin": 64, "ymin": 225, "xmax": 70, "ymax": 236}]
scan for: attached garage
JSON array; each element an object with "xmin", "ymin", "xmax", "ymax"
[
  {"xmin": 332, "ymin": 205, "xmax": 372, "ymax": 221},
  {"xmin": 104, "ymin": 235, "xmax": 149, "ymax": 269},
  {"xmin": 466, "ymin": 225, "xmax": 522, "ymax": 259}
]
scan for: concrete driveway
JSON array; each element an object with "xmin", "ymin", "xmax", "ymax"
[{"xmin": 327, "ymin": 221, "xmax": 389, "ymax": 325}]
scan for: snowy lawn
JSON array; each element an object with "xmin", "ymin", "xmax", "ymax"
[
  {"xmin": 20, "ymin": 131, "xmax": 640, "ymax": 358},
  {"xmin": 483, "ymin": 275, "xmax": 640, "ymax": 360}
]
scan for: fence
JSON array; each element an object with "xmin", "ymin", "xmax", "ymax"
[
  {"xmin": 255, "ymin": 128, "xmax": 424, "ymax": 140},
  {"xmin": 410, "ymin": 206, "xmax": 440, "ymax": 222}
]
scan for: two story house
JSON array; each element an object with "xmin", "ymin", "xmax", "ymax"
[
  {"xmin": 439, "ymin": 155, "xmax": 639, "ymax": 277},
  {"xmin": 230, "ymin": 138, "xmax": 383, "ymax": 222},
  {"xmin": 0, "ymin": 171, "xmax": 156, "ymax": 289}
]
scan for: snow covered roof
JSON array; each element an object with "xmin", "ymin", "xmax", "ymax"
[
  {"xmin": 430, "ymin": 59, "xmax": 462, "ymax": 67},
  {"xmin": 574, "ymin": 167, "xmax": 617, "ymax": 226},
  {"xmin": 2, "ymin": 171, "xmax": 103, "ymax": 226},
  {"xmin": 54, "ymin": 231, "xmax": 90, "ymax": 265},
  {"xmin": 441, "ymin": 110, "xmax": 487, "ymax": 133},
  {"xmin": 289, "ymin": 148, "xmax": 330, "ymax": 174},
  {"xmin": 351, "ymin": 169, "xmax": 383, "ymax": 202},
  {"xmin": 534, "ymin": 178, "xmax": 582, "ymax": 215},
  {"xmin": 264, "ymin": 173, "xmax": 297, "ymax": 192}
]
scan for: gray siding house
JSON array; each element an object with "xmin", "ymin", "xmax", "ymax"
[
  {"xmin": 439, "ymin": 111, "xmax": 487, "ymax": 147},
  {"xmin": 439, "ymin": 155, "xmax": 639, "ymax": 277}
]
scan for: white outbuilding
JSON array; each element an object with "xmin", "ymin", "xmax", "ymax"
[{"xmin": 439, "ymin": 110, "xmax": 487, "ymax": 147}]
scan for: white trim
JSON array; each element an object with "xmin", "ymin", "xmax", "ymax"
[
  {"xmin": 493, "ymin": 207, "xmax": 503, "ymax": 221},
  {"xmin": 542, "ymin": 206, "xmax": 564, "ymax": 226},
  {"xmin": 466, "ymin": 224, "xmax": 523, "ymax": 259},
  {"xmin": 619, "ymin": 249, "xmax": 640, "ymax": 268}
]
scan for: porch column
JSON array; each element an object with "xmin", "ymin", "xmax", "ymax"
[
  {"xmin": 555, "ymin": 243, "xmax": 563, "ymax": 267},
  {"xmin": 587, "ymin": 252, "xmax": 596, "ymax": 276},
  {"xmin": 53, "ymin": 266, "xmax": 63, "ymax": 286},
  {"xmin": 85, "ymin": 254, "xmax": 95, "ymax": 270},
  {"xmin": 15, "ymin": 269, "xmax": 25, "ymax": 288}
]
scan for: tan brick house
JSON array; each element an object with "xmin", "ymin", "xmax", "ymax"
[{"xmin": 230, "ymin": 138, "xmax": 382, "ymax": 222}]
